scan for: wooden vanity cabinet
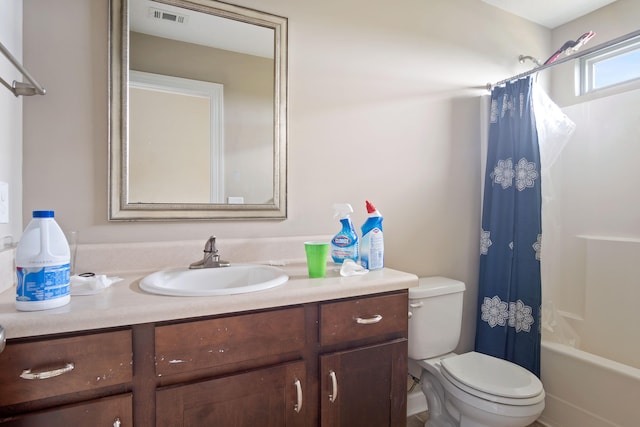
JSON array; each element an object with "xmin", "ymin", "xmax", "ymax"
[{"xmin": 0, "ymin": 290, "xmax": 408, "ymax": 427}]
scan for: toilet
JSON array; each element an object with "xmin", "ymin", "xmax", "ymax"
[{"xmin": 407, "ymin": 277, "xmax": 545, "ymax": 427}]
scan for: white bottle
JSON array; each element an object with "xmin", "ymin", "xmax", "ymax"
[
  {"xmin": 15, "ymin": 210, "xmax": 71, "ymax": 311},
  {"xmin": 360, "ymin": 200, "xmax": 384, "ymax": 270}
]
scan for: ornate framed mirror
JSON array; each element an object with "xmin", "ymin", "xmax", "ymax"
[{"xmin": 109, "ymin": 0, "xmax": 287, "ymax": 220}]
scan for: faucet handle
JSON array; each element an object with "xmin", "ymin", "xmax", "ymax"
[
  {"xmin": 204, "ymin": 236, "xmax": 217, "ymax": 253},
  {"xmin": 190, "ymin": 236, "xmax": 229, "ymax": 269}
]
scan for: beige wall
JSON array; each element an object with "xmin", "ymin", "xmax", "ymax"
[
  {"xmin": 20, "ymin": 0, "xmax": 552, "ymax": 351},
  {"xmin": 0, "ymin": 2, "xmax": 23, "ymax": 244}
]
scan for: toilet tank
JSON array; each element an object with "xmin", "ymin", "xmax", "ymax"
[{"xmin": 408, "ymin": 277, "xmax": 466, "ymax": 360}]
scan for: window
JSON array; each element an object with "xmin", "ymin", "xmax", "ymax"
[{"xmin": 579, "ymin": 35, "xmax": 640, "ymax": 94}]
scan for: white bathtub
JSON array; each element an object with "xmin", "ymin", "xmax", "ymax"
[{"xmin": 539, "ymin": 340, "xmax": 640, "ymax": 427}]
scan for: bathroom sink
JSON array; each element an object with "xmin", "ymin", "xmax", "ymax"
[{"xmin": 139, "ymin": 264, "xmax": 289, "ymax": 296}]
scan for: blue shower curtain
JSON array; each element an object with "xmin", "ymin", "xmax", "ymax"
[{"xmin": 476, "ymin": 77, "xmax": 542, "ymax": 376}]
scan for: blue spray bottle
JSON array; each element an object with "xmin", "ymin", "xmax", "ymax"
[
  {"xmin": 360, "ymin": 200, "xmax": 384, "ymax": 270},
  {"xmin": 331, "ymin": 203, "xmax": 359, "ymax": 264}
]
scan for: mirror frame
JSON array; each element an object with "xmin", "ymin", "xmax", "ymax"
[{"xmin": 109, "ymin": 0, "xmax": 288, "ymax": 220}]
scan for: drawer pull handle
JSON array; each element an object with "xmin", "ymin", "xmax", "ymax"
[
  {"xmin": 0, "ymin": 324, "xmax": 5, "ymax": 354},
  {"xmin": 329, "ymin": 370, "xmax": 338, "ymax": 403},
  {"xmin": 409, "ymin": 302, "xmax": 423, "ymax": 308},
  {"xmin": 20, "ymin": 362, "xmax": 75, "ymax": 380},
  {"xmin": 355, "ymin": 314, "xmax": 382, "ymax": 325},
  {"xmin": 294, "ymin": 379, "xmax": 303, "ymax": 413}
]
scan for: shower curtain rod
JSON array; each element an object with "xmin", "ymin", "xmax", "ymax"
[
  {"xmin": 487, "ymin": 28, "xmax": 640, "ymax": 91},
  {"xmin": 0, "ymin": 40, "xmax": 46, "ymax": 97}
]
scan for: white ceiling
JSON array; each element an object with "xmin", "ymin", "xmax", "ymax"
[
  {"xmin": 481, "ymin": 0, "xmax": 618, "ymax": 28},
  {"xmin": 130, "ymin": 0, "xmax": 274, "ymax": 58}
]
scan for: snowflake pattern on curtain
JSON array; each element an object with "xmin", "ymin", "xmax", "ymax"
[
  {"xmin": 490, "ymin": 159, "xmax": 515, "ymax": 189},
  {"xmin": 480, "ymin": 230, "xmax": 492, "ymax": 255},
  {"xmin": 490, "ymin": 93, "xmax": 526, "ymax": 122},
  {"xmin": 480, "ymin": 296, "xmax": 535, "ymax": 333},
  {"xmin": 490, "ymin": 157, "xmax": 539, "ymax": 191},
  {"xmin": 533, "ymin": 234, "xmax": 542, "ymax": 261}
]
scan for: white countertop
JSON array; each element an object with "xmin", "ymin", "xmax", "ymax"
[{"xmin": 0, "ymin": 263, "xmax": 418, "ymax": 339}]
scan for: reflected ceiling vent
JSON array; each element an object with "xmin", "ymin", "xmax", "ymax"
[{"xmin": 149, "ymin": 7, "xmax": 188, "ymax": 24}]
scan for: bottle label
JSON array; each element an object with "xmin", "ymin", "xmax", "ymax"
[
  {"xmin": 360, "ymin": 228, "xmax": 384, "ymax": 270},
  {"xmin": 331, "ymin": 235, "xmax": 359, "ymax": 263},
  {"xmin": 332, "ymin": 235, "xmax": 354, "ymax": 246},
  {"xmin": 16, "ymin": 263, "xmax": 70, "ymax": 302}
]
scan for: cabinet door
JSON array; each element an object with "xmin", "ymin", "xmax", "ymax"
[
  {"xmin": 0, "ymin": 394, "xmax": 132, "ymax": 427},
  {"xmin": 320, "ymin": 339, "xmax": 407, "ymax": 427},
  {"xmin": 156, "ymin": 361, "xmax": 306, "ymax": 427}
]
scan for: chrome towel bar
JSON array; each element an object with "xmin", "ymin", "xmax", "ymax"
[{"xmin": 0, "ymin": 40, "xmax": 46, "ymax": 97}]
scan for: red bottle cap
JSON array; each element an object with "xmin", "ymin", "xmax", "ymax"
[{"xmin": 365, "ymin": 200, "xmax": 377, "ymax": 214}]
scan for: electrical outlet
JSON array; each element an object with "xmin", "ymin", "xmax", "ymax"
[{"xmin": 0, "ymin": 182, "xmax": 8, "ymax": 223}]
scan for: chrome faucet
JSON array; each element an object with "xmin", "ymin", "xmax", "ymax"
[{"xmin": 189, "ymin": 236, "xmax": 230, "ymax": 269}]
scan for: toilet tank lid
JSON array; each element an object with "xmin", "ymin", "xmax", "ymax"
[{"xmin": 409, "ymin": 277, "xmax": 465, "ymax": 298}]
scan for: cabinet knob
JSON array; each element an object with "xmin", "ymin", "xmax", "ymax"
[{"xmin": 113, "ymin": 418, "xmax": 121, "ymax": 427}]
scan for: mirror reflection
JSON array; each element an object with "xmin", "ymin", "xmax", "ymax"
[{"xmin": 109, "ymin": 0, "xmax": 288, "ymax": 220}]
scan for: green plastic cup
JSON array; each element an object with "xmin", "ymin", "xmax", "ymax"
[{"xmin": 304, "ymin": 241, "xmax": 329, "ymax": 278}]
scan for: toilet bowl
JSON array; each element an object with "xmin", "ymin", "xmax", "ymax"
[
  {"xmin": 417, "ymin": 352, "xmax": 544, "ymax": 427},
  {"xmin": 408, "ymin": 277, "xmax": 545, "ymax": 427}
]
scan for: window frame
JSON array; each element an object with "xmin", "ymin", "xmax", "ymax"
[{"xmin": 578, "ymin": 35, "xmax": 640, "ymax": 95}]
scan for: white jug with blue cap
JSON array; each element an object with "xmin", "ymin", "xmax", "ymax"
[{"xmin": 15, "ymin": 210, "xmax": 71, "ymax": 311}]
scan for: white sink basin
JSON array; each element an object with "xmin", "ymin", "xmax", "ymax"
[{"xmin": 139, "ymin": 264, "xmax": 289, "ymax": 296}]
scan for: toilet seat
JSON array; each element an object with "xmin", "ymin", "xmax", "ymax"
[{"xmin": 439, "ymin": 352, "xmax": 544, "ymax": 406}]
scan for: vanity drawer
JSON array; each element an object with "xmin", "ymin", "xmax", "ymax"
[
  {"xmin": 0, "ymin": 393, "xmax": 133, "ymax": 426},
  {"xmin": 155, "ymin": 307, "xmax": 306, "ymax": 377},
  {"xmin": 319, "ymin": 291, "xmax": 408, "ymax": 346},
  {"xmin": 0, "ymin": 329, "xmax": 132, "ymax": 408}
]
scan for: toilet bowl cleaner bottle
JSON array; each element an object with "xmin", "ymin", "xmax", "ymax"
[
  {"xmin": 331, "ymin": 203, "xmax": 359, "ymax": 264},
  {"xmin": 360, "ymin": 200, "xmax": 384, "ymax": 270},
  {"xmin": 15, "ymin": 210, "xmax": 71, "ymax": 311}
]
